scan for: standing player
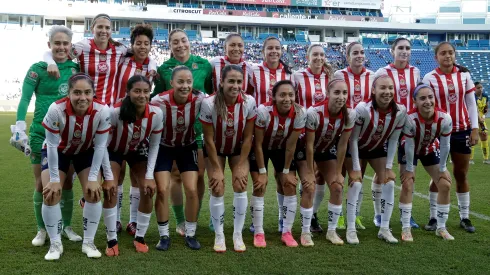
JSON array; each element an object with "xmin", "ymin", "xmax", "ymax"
[
  {"xmin": 399, "ymin": 84, "xmax": 454, "ymax": 241},
  {"xmin": 150, "ymin": 66, "xmax": 205, "ymax": 251},
  {"xmin": 40, "ymin": 73, "xmax": 112, "ymax": 260},
  {"xmin": 422, "ymin": 42, "xmax": 479, "ymax": 233},
  {"xmin": 13, "ymin": 25, "xmax": 82, "ymax": 247},
  {"xmin": 470, "ymin": 82, "xmax": 490, "ymax": 164},
  {"xmin": 200, "ymin": 65, "xmax": 256, "ymax": 252},
  {"xmin": 346, "ymin": 74, "xmax": 407, "ymax": 244}
]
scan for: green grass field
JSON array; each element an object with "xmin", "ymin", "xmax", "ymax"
[{"xmin": 1, "ymin": 113, "xmax": 489, "ymax": 275}]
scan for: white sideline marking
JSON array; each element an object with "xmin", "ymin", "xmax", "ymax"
[{"xmin": 363, "ymin": 175, "xmax": 490, "ymax": 222}]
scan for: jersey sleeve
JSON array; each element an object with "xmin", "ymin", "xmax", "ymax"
[
  {"xmin": 464, "ymin": 72, "xmax": 475, "ymax": 94},
  {"xmin": 152, "ymin": 108, "xmax": 164, "ymax": 134},
  {"xmin": 294, "ymin": 107, "xmax": 307, "ymax": 130},
  {"xmin": 441, "ymin": 114, "xmax": 453, "ymax": 136},
  {"xmin": 354, "ymin": 102, "xmax": 369, "ymax": 126},
  {"xmin": 403, "ymin": 117, "xmax": 416, "ymax": 138},
  {"xmin": 71, "ymin": 39, "xmax": 90, "ymax": 59},
  {"xmin": 246, "ymin": 96, "xmax": 257, "ymax": 121},
  {"xmin": 17, "ymin": 64, "xmax": 41, "ymax": 121},
  {"xmin": 96, "ymin": 105, "xmax": 112, "ymax": 134},
  {"xmin": 151, "ymin": 66, "xmax": 166, "ymax": 98},
  {"xmin": 199, "ymin": 97, "xmax": 213, "ymax": 125},
  {"xmin": 42, "ymin": 103, "xmax": 61, "ymax": 134},
  {"xmin": 396, "ymin": 106, "xmax": 407, "ymax": 129},
  {"xmin": 422, "ymin": 73, "xmax": 432, "ymax": 86},
  {"xmin": 305, "ymin": 107, "xmax": 319, "ymax": 132},
  {"xmin": 255, "ymin": 105, "xmax": 268, "ymax": 129},
  {"xmin": 344, "ymin": 108, "xmax": 356, "ymax": 131}
]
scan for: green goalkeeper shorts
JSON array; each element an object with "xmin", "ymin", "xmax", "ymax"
[{"xmin": 29, "ymin": 123, "xmax": 45, "ymax": 165}]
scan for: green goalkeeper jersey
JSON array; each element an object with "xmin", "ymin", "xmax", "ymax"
[{"xmin": 17, "ymin": 60, "xmax": 79, "ymax": 124}]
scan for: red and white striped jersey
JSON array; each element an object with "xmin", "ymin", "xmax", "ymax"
[
  {"xmin": 249, "ymin": 62, "xmax": 291, "ymax": 106},
  {"xmin": 199, "ymin": 93, "xmax": 257, "ymax": 155},
  {"xmin": 402, "ymin": 108, "xmax": 452, "ymax": 156},
  {"xmin": 375, "ymin": 64, "xmax": 420, "ymax": 109},
  {"xmin": 114, "ymin": 56, "xmax": 154, "ymax": 104},
  {"xmin": 334, "ymin": 67, "xmax": 374, "ymax": 108},
  {"xmin": 306, "ymin": 100, "xmax": 356, "ymax": 153},
  {"xmin": 42, "ymin": 97, "xmax": 111, "ymax": 155},
  {"xmin": 72, "ymin": 39, "xmax": 128, "ymax": 105},
  {"xmin": 292, "ymin": 67, "xmax": 329, "ymax": 109},
  {"xmin": 151, "ymin": 89, "xmax": 205, "ymax": 147},
  {"xmin": 107, "ymin": 103, "xmax": 163, "ymax": 155},
  {"xmin": 422, "ymin": 67, "xmax": 476, "ymax": 132},
  {"xmin": 255, "ymin": 102, "xmax": 306, "ymax": 150},
  {"xmin": 210, "ymin": 56, "xmax": 253, "ymax": 94},
  {"xmin": 354, "ymin": 100, "xmax": 407, "ymax": 151}
]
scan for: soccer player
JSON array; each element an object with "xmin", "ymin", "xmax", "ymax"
[
  {"xmin": 200, "ymin": 65, "xmax": 256, "ymax": 252},
  {"xmin": 40, "ymin": 73, "xmax": 112, "ymax": 260},
  {"xmin": 422, "ymin": 42, "xmax": 479, "ymax": 233},
  {"xmin": 152, "ymin": 29, "xmax": 212, "ymax": 235},
  {"xmin": 470, "ymin": 82, "xmax": 490, "ymax": 164},
  {"xmin": 375, "ymin": 37, "xmax": 421, "ymax": 229},
  {"xmin": 399, "ymin": 84, "xmax": 454, "ymax": 241},
  {"xmin": 150, "ymin": 66, "xmax": 205, "ymax": 251},
  {"xmin": 333, "ymin": 42, "xmax": 375, "ymax": 230},
  {"xmin": 250, "ymin": 80, "xmax": 305, "ymax": 248},
  {"xmin": 346, "ymin": 74, "xmax": 407, "ymax": 244}
]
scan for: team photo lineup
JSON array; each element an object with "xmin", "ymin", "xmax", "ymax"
[{"xmin": 8, "ymin": 10, "xmax": 489, "ymax": 264}]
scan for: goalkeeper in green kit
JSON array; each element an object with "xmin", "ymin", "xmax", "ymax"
[{"xmin": 12, "ymin": 26, "xmax": 82, "ymax": 246}]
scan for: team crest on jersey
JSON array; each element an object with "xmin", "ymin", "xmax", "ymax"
[
  {"xmin": 399, "ymin": 78, "xmax": 406, "ymax": 86},
  {"xmin": 226, "ymin": 118, "xmax": 234, "ymax": 127},
  {"xmin": 98, "ymin": 63, "xmax": 108, "ymax": 73},
  {"xmin": 135, "ymin": 69, "xmax": 142, "ymax": 75},
  {"xmin": 376, "ymin": 124, "xmax": 384, "ymax": 132},
  {"xmin": 354, "ymin": 84, "xmax": 361, "ymax": 91},
  {"xmin": 192, "ymin": 63, "xmax": 198, "ymax": 70},
  {"xmin": 99, "ymin": 54, "xmax": 107, "ymax": 62},
  {"xmin": 399, "ymin": 89, "xmax": 408, "ymax": 98},
  {"xmin": 71, "ymin": 68, "xmax": 77, "ymax": 75},
  {"xmin": 177, "ymin": 116, "xmax": 185, "ymax": 125},
  {"xmin": 225, "ymin": 129, "xmax": 235, "ymax": 137},
  {"xmin": 59, "ymin": 83, "xmax": 68, "ymax": 96},
  {"xmin": 315, "ymin": 83, "xmax": 322, "ymax": 91},
  {"xmin": 42, "ymin": 157, "xmax": 48, "ymax": 166},
  {"xmin": 74, "ymin": 130, "xmax": 82, "ymax": 138},
  {"xmin": 276, "ymin": 129, "xmax": 284, "ymax": 137},
  {"xmin": 448, "ymin": 83, "xmax": 455, "ymax": 91},
  {"xmin": 314, "ymin": 92, "xmax": 325, "ymax": 103},
  {"xmin": 133, "ymin": 131, "xmax": 141, "ymax": 140},
  {"xmin": 270, "ymin": 78, "xmax": 277, "ymax": 85}
]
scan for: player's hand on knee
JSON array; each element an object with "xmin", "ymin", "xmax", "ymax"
[
  {"xmin": 385, "ymin": 169, "xmax": 396, "ymax": 183},
  {"xmin": 142, "ymin": 178, "xmax": 156, "ymax": 197},
  {"xmin": 348, "ymin": 170, "xmax": 362, "ymax": 186},
  {"xmin": 86, "ymin": 181, "xmax": 102, "ymax": 202},
  {"xmin": 43, "ymin": 181, "xmax": 61, "ymax": 203}
]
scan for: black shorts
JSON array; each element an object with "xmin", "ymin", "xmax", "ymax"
[
  {"xmin": 450, "ymin": 129, "xmax": 471, "ymax": 155},
  {"xmin": 250, "ymin": 148, "xmax": 297, "ymax": 172},
  {"xmin": 398, "ymin": 145, "xmax": 440, "ymax": 166},
  {"xmin": 346, "ymin": 142, "xmax": 388, "ymax": 160},
  {"xmin": 155, "ymin": 143, "xmax": 199, "ymax": 173},
  {"xmin": 41, "ymin": 148, "xmax": 94, "ymax": 174},
  {"xmin": 295, "ymin": 144, "xmax": 338, "ymax": 163},
  {"xmin": 108, "ymin": 149, "xmax": 147, "ymax": 168},
  {"xmin": 203, "ymin": 145, "xmax": 241, "ymax": 158}
]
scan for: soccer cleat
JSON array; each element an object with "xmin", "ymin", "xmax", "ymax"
[
  {"xmin": 277, "ymin": 219, "xmax": 283, "ymax": 233},
  {"xmin": 213, "ymin": 234, "xmax": 226, "ymax": 253},
  {"xmin": 460, "ymin": 218, "xmax": 476, "ymax": 233},
  {"xmin": 44, "ymin": 241, "xmax": 63, "ymax": 261},
  {"xmin": 310, "ymin": 213, "xmax": 323, "ymax": 233},
  {"xmin": 249, "ymin": 223, "xmax": 255, "ymax": 234},
  {"xmin": 469, "ymin": 160, "xmax": 475, "ymax": 165},
  {"xmin": 156, "ymin": 236, "xmax": 171, "ymax": 251},
  {"xmin": 116, "ymin": 221, "xmax": 122, "ymax": 234},
  {"xmin": 82, "ymin": 242, "xmax": 102, "ymax": 258},
  {"xmin": 79, "ymin": 197, "xmax": 85, "ymax": 208},
  {"xmin": 134, "ymin": 238, "xmax": 149, "ymax": 253},
  {"xmin": 105, "ymin": 240, "xmax": 119, "ymax": 257},
  {"xmin": 233, "ymin": 233, "xmax": 246, "ymax": 252},
  {"xmin": 126, "ymin": 222, "xmax": 137, "ymax": 236},
  {"xmin": 401, "ymin": 227, "xmax": 414, "ymax": 242},
  {"xmin": 483, "ymin": 160, "xmax": 490, "ymax": 164},
  {"xmin": 424, "ymin": 218, "xmax": 437, "ymax": 231},
  {"xmin": 346, "ymin": 230, "xmax": 359, "ymax": 245},
  {"xmin": 185, "ymin": 236, "xmax": 201, "ymax": 250},
  {"xmin": 337, "ymin": 216, "xmax": 346, "ymax": 230},
  {"xmin": 32, "ymin": 229, "xmax": 47, "ymax": 247},
  {"xmin": 410, "ymin": 216, "xmax": 420, "ymax": 229},
  {"xmin": 281, "ymin": 232, "xmax": 298, "ymax": 247},
  {"xmin": 326, "ymin": 230, "xmax": 344, "ymax": 245},
  {"xmin": 378, "ymin": 228, "xmax": 399, "ymax": 244},
  {"xmin": 63, "ymin": 226, "xmax": 82, "ymax": 242},
  {"xmin": 436, "ymin": 228, "xmax": 455, "ymax": 240},
  {"xmin": 300, "ymin": 232, "xmax": 314, "ymax": 247},
  {"xmin": 253, "ymin": 233, "xmax": 266, "ymax": 248},
  {"xmin": 373, "ymin": 215, "xmax": 381, "ymax": 227},
  {"xmin": 176, "ymin": 222, "xmax": 185, "ymax": 237},
  {"xmin": 355, "ymin": 217, "xmax": 366, "ymax": 230},
  {"xmin": 209, "ymin": 218, "xmax": 215, "ymax": 232}
]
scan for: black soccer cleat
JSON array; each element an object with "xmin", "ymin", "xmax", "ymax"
[{"xmin": 460, "ymin": 218, "xmax": 475, "ymax": 233}]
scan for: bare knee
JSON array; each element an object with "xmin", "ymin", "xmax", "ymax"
[{"xmin": 329, "ymin": 182, "xmax": 343, "ymax": 198}]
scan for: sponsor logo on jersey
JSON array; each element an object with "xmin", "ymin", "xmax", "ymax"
[
  {"xmin": 314, "ymin": 92, "xmax": 325, "ymax": 103},
  {"xmin": 448, "ymin": 93, "xmax": 457, "ymax": 104},
  {"xmin": 59, "ymin": 83, "xmax": 68, "ymax": 96},
  {"xmin": 353, "ymin": 94, "xmax": 362, "ymax": 103},
  {"xmin": 225, "ymin": 128, "xmax": 235, "ymax": 137},
  {"xmin": 399, "ymin": 88, "xmax": 408, "ymax": 98},
  {"xmin": 98, "ymin": 63, "xmax": 108, "ymax": 73}
]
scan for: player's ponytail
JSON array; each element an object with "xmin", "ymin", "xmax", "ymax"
[
  {"xmin": 215, "ymin": 65, "xmax": 244, "ymax": 120},
  {"xmin": 327, "ymin": 78, "xmax": 350, "ymax": 126},
  {"xmin": 120, "ymin": 75, "xmax": 151, "ymax": 123}
]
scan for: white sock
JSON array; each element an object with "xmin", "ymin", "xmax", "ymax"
[
  {"xmin": 327, "ymin": 202, "xmax": 342, "ymax": 231},
  {"xmin": 436, "ymin": 204, "xmax": 450, "ymax": 229},
  {"xmin": 233, "ymin": 191, "xmax": 248, "ymax": 234},
  {"xmin": 399, "ymin": 203, "xmax": 412, "ymax": 229},
  {"xmin": 372, "ymin": 181, "xmax": 382, "ymax": 217},
  {"xmin": 429, "ymin": 192, "xmax": 438, "ymax": 219},
  {"xmin": 185, "ymin": 221, "xmax": 197, "ymax": 237},
  {"xmin": 135, "ymin": 211, "xmax": 151, "ymax": 238},
  {"xmin": 356, "ymin": 187, "xmax": 364, "ymax": 217},
  {"xmin": 117, "ymin": 184, "xmax": 123, "ymax": 222},
  {"xmin": 83, "ymin": 201, "xmax": 102, "ymax": 244},
  {"xmin": 276, "ymin": 192, "xmax": 284, "ymax": 221},
  {"xmin": 380, "ymin": 181, "xmax": 395, "ymax": 229},
  {"xmin": 282, "ymin": 195, "xmax": 297, "ymax": 233},
  {"xmin": 312, "ymin": 184, "xmax": 326, "ymax": 214},
  {"xmin": 251, "ymin": 196, "xmax": 265, "ymax": 234},
  {"xmin": 347, "ymin": 182, "xmax": 362, "ymax": 230},
  {"xmin": 103, "ymin": 206, "xmax": 118, "ymax": 241},
  {"xmin": 129, "ymin": 187, "xmax": 140, "ymax": 223},
  {"xmin": 42, "ymin": 203, "xmax": 62, "ymax": 243},
  {"xmin": 300, "ymin": 207, "xmax": 313, "ymax": 233},
  {"xmin": 157, "ymin": 220, "xmax": 169, "ymax": 237},
  {"xmin": 210, "ymin": 195, "xmax": 225, "ymax": 235},
  {"xmin": 456, "ymin": 192, "xmax": 470, "ymax": 219}
]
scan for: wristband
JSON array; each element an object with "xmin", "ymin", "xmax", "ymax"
[
  {"xmin": 282, "ymin": 168, "xmax": 290, "ymax": 174},
  {"xmin": 258, "ymin": 167, "xmax": 267, "ymax": 174}
]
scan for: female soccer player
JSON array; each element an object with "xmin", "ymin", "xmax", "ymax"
[
  {"xmin": 14, "ymin": 25, "xmax": 82, "ymax": 247},
  {"xmin": 399, "ymin": 84, "xmax": 454, "ymax": 241},
  {"xmin": 422, "ymin": 42, "xmax": 479, "ymax": 233},
  {"xmin": 150, "ymin": 66, "xmax": 205, "ymax": 251},
  {"xmin": 250, "ymin": 80, "xmax": 305, "ymax": 248},
  {"xmin": 105, "ymin": 75, "xmax": 163, "ymax": 255},
  {"xmin": 470, "ymin": 82, "xmax": 490, "ymax": 164},
  {"xmin": 40, "ymin": 73, "xmax": 112, "ymax": 260},
  {"xmin": 152, "ymin": 29, "xmax": 212, "ymax": 235},
  {"xmin": 375, "ymin": 37, "xmax": 421, "ymax": 228},
  {"xmin": 200, "ymin": 65, "xmax": 256, "ymax": 252},
  {"xmin": 346, "ymin": 74, "xmax": 407, "ymax": 244},
  {"xmin": 333, "ymin": 42, "xmax": 375, "ymax": 230}
]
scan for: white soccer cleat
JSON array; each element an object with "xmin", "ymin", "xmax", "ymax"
[
  {"xmin": 63, "ymin": 226, "xmax": 82, "ymax": 242},
  {"xmin": 213, "ymin": 234, "xmax": 226, "ymax": 253},
  {"xmin": 82, "ymin": 242, "xmax": 102, "ymax": 258},
  {"xmin": 346, "ymin": 230, "xmax": 359, "ymax": 245},
  {"xmin": 401, "ymin": 227, "xmax": 414, "ymax": 242},
  {"xmin": 483, "ymin": 160, "xmax": 490, "ymax": 164},
  {"xmin": 300, "ymin": 232, "xmax": 314, "ymax": 247},
  {"xmin": 436, "ymin": 228, "xmax": 455, "ymax": 241},
  {"xmin": 326, "ymin": 230, "xmax": 344, "ymax": 245},
  {"xmin": 44, "ymin": 241, "xmax": 63, "ymax": 261},
  {"xmin": 469, "ymin": 160, "xmax": 475, "ymax": 165},
  {"xmin": 378, "ymin": 228, "xmax": 399, "ymax": 244},
  {"xmin": 233, "ymin": 232, "xmax": 246, "ymax": 252},
  {"xmin": 32, "ymin": 229, "xmax": 47, "ymax": 247}
]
